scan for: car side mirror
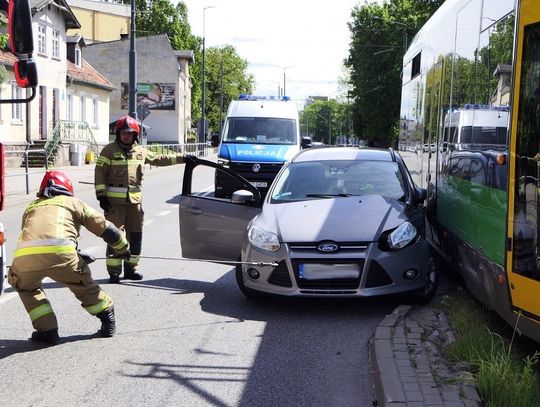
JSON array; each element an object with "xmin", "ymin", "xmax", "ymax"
[
  {"xmin": 301, "ymin": 136, "xmax": 312, "ymax": 148},
  {"xmin": 211, "ymin": 134, "xmax": 220, "ymax": 148},
  {"xmin": 231, "ymin": 189, "xmax": 254, "ymax": 204},
  {"xmin": 414, "ymin": 187, "xmax": 427, "ymax": 204}
]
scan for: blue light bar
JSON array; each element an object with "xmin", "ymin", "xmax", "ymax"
[{"xmin": 238, "ymin": 94, "xmax": 290, "ymax": 101}]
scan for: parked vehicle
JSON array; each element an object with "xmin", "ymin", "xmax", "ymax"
[
  {"xmin": 211, "ymin": 94, "xmax": 311, "ymax": 199},
  {"xmin": 179, "ymin": 147, "xmax": 437, "ymax": 302}
]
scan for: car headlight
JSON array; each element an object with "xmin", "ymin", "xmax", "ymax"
[
  {"xmin": 248, "ymin": 225, "xmax": 280, "ymax": 251},
  {"xmin": 387, "ymin": 221, "xmax": 417, "ymax": 250}
]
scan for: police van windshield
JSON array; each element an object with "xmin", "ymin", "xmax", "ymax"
[{"xmin": 223, "ymin": 117, "xmax": 297, "ymax": 145}]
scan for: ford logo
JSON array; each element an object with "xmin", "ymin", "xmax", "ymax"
[
  {"xmin": 252, "ymin": 163, "xmax": 261, "ymax": 172},
  {"xmin": 316, "ymin": 241, "xmax": 339, "ymax": 253}
]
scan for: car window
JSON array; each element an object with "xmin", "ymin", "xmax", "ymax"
[
  {"xmin": 223, "ymin": 117, "xmax": 297, "ymax": 144},
  {"xmin": 270, "ymin": 160, "xmax": 406, "ymax": 201}
]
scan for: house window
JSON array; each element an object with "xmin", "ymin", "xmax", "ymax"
[
  {"xmin": 67, "ymin": 93, "xmax": 73, "ymax": 121},
  {"xmin": 80, "ymin": 95, "xmax": 86, "ymax": 122},
  {"xmin": 75, "ymin": 48, "xmax": 82, "ymax": 67},
  {"xmin": 52, "ymin": 29, "xmax": 60, "ymax": 59},
  {"xmin": 38, "ymin": 24, "xmax": 46, "ymax": 56},
  {"xmin": 11, "ymin": 85, "xmax": 22, "ymax": 120},
  {"xmin": 92, "ymin": 96, "xmax": 99, "ymax": 127}
]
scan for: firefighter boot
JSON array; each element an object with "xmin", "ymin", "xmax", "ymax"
[
  {"xmin": 96, "ymin": 306, "xmax": 116, "ymax": 337},
  {"xmin": 123, "ymin": 270, "xmax": 143, "ymax": 280},
  {"xmin": 109, "ymin": 274, "xmax": 120, "ymax": 284},
  {"xmin": 31, "ymin": 328, "xmax": 60, "ymax": 345}
]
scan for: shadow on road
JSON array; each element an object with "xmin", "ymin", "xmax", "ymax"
[{"xmin": 0, "ymin": 333, "xmax": 101, "ymax": 359}]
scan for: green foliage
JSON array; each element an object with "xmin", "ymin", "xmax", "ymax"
[
  {"xmin": 300, "ymin": 99, "xmax": 352, "ymax": 144},
  {"xmin": 437, "ymin": 290, "xmax": 540, "ymax": 407},
  {"xmin": 204, "ymin": 45, "xmax": 254, "ymax": 134},
  {"xmin": 346, "ymin": 0, "xmax": 444, "ymax": 147}
]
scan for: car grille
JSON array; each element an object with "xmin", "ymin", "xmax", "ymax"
[
  {"xmin": 267, "ymin": 260, "xmax": 292, "ymax": 287},
  {"xmin": 288, "ymin": 242, "xmax": 369, "ymax": 253},
  {"xmin": 230, "ymin": 162, "xmax": 283, "ymax": 176},
  {"xmin": 291, "ymin": 259, "xmax": 364, "ymax": 290},
  {"xmin": 365, "ymin": 261, "xmax": 393, "ymax": 288}
]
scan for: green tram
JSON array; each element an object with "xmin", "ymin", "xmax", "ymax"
[{"xmin": 399, "ymin": 0, "xmax": 540, "ymax": 341}]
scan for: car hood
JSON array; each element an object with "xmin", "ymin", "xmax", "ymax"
[
  {"xmin": 219, "ymin": 143, "xmax": 298, "ymax": 163},
  {"xmin": 254, "ymin": 195, "xmax": 409, "ymax": 243}
]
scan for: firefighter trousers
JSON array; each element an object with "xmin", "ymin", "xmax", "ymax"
[
  {"xmin": 8, "ymin": 255, "xmax": 113, "ymax": 332},
  {"xmin": 105, "ymin": 203, "xmax": 144, "ymax": 276}
]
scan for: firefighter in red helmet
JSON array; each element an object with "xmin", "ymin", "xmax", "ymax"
[
  {"xmin": 95, "ymin": 115, "xmax": 187, "ymax": 283},
  {"xmin": 8, "ymin": 170, "xmax": 130, "ymax": 345}
]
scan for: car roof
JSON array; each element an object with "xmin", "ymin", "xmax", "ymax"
[{"xmin": 292, "ymin": 147, "xmax": 395, "ymax": 163}]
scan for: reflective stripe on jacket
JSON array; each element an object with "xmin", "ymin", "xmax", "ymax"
[
  {"xmin": 12, "ymin": 195, "xmax": 127, "ymax": 270},
  {"xmin": 95, "ymin": 142, "xmax": 184, "ymax": 204}
]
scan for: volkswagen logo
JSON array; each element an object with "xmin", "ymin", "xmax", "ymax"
[
  {"xmin": 316, "ymin": 241, "xmax": 339, "ymax": 253},
  {"xmin": 252, "ymin": 163, "xmax": 261, "ymax": 173}
]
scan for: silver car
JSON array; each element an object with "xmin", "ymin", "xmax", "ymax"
[{"xmin": 179, "ymin": 148, "xmax": 438, "ymax": 302}]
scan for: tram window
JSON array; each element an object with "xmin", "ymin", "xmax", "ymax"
[{"xmin": 411, "ymin": 53, "xmax": 421, "ymax": 79}]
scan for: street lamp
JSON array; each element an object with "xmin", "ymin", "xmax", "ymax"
[
  {"xmin": 128, "ymin": 0, "xmax": 137, "ymax": 119},
  {"xmin": 200, "ymin": 5, "xmax": 216, "ymax": 143}
]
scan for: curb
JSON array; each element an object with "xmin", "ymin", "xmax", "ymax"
[{"xmin": 370, "ymin": 304, "xmax": 482, "ymax": 407}]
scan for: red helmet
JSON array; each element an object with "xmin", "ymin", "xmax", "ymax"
[
  {"xmin": 39, "ymin": 170, "xmax": 74, "ymax": 198},
  {"xmin": 114, "ymin": 115, "xmax": 140, "ymax": 137}
]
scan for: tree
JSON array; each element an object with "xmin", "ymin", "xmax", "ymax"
[
  {"xmin": 346, "ymin": 0, "xmax": 445, "ymax": 147},
  {"xmin": 300, "ymin": 99, "xmax": 351, "ymax": 145},
  {"xmin": 204, "ymin": 45, "xmax": 255, "ymax": 134}
]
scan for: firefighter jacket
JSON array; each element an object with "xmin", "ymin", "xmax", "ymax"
[
  {"xmin": 95, "ymin": 142, "xmax": 185, "ymax": 205},
  {"xmin": 12, "ymin": 195, "xmax": 129, "ymax": 271}
]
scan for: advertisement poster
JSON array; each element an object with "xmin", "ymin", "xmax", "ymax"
[{"xmin": 121, "ymin": 82, "xmax": 176, "ymax": 110}]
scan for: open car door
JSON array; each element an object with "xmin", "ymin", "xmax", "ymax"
[{"xmin": 179, "ymin": 157, "xmax": 263, "ymax": 262}]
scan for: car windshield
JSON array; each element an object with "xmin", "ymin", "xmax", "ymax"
[
  {"xmin": 223, "ymin": 117, "xmax": 297, "ymax": 144},
  {"xmin": 270, "ymin": 160, "xmax": 407, "ymax": 202}
]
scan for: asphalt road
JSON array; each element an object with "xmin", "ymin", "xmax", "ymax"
[{"xmin": 0, "ymin": 165, "xmax": 401, "ymax": 407}]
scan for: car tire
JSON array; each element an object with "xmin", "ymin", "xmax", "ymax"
[
  {"xmin": 413, "ymin": 255, "xmax": 439, "ymax": 305},
  {"xmin": 235, "ymin": 264, "xmax": 264, "ymax": 300}
]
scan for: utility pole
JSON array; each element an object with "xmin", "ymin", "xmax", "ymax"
[
  {"xmin": 128, "ymin": 0, "xmax": 137, "ymax": 120},
  {"xmin": 219, "ymin": 59, "xmax": 224, "ymax": 135}
]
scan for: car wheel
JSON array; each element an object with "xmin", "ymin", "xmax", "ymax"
[
  {"xmin": 413, "ymin": 255, "xmax": 439, "ymax": 304},
  {"xmin": 235, "ymin": 264, "xmax": 264, "ymax": 300}
]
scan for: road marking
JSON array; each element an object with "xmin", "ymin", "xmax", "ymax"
[{"xmin": 156, "ymin": 210, "xmax": 172, "ymax": 217}]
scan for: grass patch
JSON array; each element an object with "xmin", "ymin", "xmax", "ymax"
[{"xmin": 436, "ymin": 288, "xmax": 540, "ymax": 407}]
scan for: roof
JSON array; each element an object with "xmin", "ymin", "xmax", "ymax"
[
  {"xmin": 67, "ymin": 59, "xmax": 115, "ymax": 91},
  {"xmin": 0, "ymin": 49, "xmax": 17, "ymax": 67},
  {"xmin": 30, "ymin": 0, "xmax": 80, "ymax": 29},
  {"xmin": 174, "ymin": 50, "xmax": 194, "ymax": 63}
]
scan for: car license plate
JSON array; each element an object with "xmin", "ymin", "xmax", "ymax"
[
  {"xmin": 250, "ymin": 181, "xmax": 267, "ymax": 188},
  {"xmin": 298, "ymin": 263, "xmax": 360, "ymax": 280}
]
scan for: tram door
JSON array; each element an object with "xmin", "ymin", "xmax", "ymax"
[{"xmin": 507, "ymin": 0, "xmax": 540, "ymax": 320}]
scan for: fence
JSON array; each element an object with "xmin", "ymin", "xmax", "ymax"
[
  {"xmin": 145, "ymin": 143, "xmax": 216, "ymax": 158},
  {"xmin": 5, "ymin": 149, "xmax": 47, "ymax": 195}
]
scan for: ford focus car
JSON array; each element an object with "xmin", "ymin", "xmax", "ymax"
[{"xmin": 179, "ymin": 147, "xmax": 438, "ymax": 302}]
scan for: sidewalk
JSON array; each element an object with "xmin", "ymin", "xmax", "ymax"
[
  {"xmin": 370, "ymin": 305, "xmax": 481, "ymax": 407},
  {"xmin": 4, "ymin": 164, "xmax": 97, "ymax": 207}
]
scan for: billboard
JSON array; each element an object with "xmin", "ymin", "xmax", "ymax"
[{"xmin": 121, "ymin": 82, "xmax": 175, "ymax": 110}]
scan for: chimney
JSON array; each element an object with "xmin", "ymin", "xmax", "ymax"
[{"xmin": 120, "ymin": 33, "xmax": 129, "ymax": 40}]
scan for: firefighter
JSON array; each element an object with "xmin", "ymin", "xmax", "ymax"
[
  {"xmin": 8, "ymin": 170, "xmax": 131, "ymax": 345},
  {"xmin": 95, "ymin": 115, "xmax": 186, "ymax": 283}
]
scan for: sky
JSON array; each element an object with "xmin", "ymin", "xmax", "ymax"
[{"xmin": 182, "ymin": 0, "xmax": 363, "ymax": 107}]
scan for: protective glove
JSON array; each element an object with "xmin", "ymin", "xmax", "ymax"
[
  {"xmin": 77, "ymin": 249, "xmax": 96, "ymax": 264},
  {"xmin": 97, "ymin": 196, "xmax": 111, "ymax": 212},
  {"xmin": 183, "ymin": 154, "xmax": 199, "ymax": 166}
]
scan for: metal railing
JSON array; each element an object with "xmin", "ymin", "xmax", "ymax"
[
  {"xmin": 145, "ymin": 143, "xmax": 215, "ymax": 158},
  {"xmin": 5, "ymin": 148, "xmax": 48, "ymax": 194},
  {"xmin": 45, "ymin": 120, "xmax": 99, "ymax": 163}
]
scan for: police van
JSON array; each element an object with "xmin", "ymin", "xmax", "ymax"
[
  {"xmin": 212, "ymin": 94, "xmax": 311, "ymax": 198},
  {"xmin": 443, "ymin": 104, "xmax": 509, "ymax": 151}
]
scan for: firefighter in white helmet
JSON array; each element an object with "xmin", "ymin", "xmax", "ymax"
[
  {"xmin": 8, "ymin": 170, "xmax": 130, "ymax": 345},
  {"xmin": 95, "ymin": 115, "xmax": 187, "ymax": 283}
]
